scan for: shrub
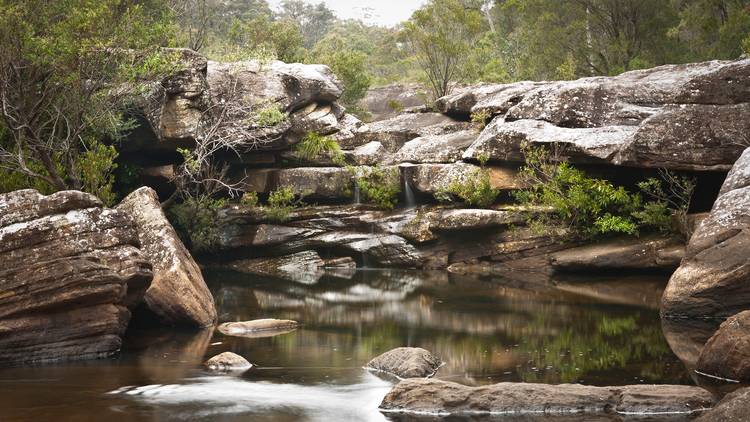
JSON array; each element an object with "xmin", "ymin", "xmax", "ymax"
[
  {"xmin": 265, "ymin": 185, "xmax": 296, "ymax": 222},
  {"xmin": 354, "ymin": 166, "xmax": 401, "ymax": 210},
  {"xmin": 470, "ymin": 110, "xmax": 491, "ymax": 130},
  {"xmin": 387, "ymin": 99, "xmax": 405, "ymax": 113},
  {"xmin": 295, "ymin": 132, "xmax": 345, "ymax": 165},
  {"xmin": 254, "ymin": 102, "xmax": 287, "ymax": 127},
  {"xmin": 168, "ymin": 196, "xmax": 227, "ymax": 253},
  {"xmin": 635, "ymin": 170, "xmax": 695, "ymax": 237},
  {"xmin": 240, "ymin": 191, "xmax": 259, "ymax": 207},
  {"xmin": 436, "ymin": 167, "xmax": 500, "ymax": 208}
]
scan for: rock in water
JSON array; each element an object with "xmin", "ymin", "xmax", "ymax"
[
  {"xmin": 696, "ymin": 386, "xmax": 750, "ymax": 421},
  {"xmin": 696, "ymin": 310, "xmax": 750, "ymax": 382},
  {"xmin": 227, "ymin": 251, "xmax": 325, "ymax": 284},
  {"xmin": 366, "ymin": 347, "xmax": 442, "ymax": 378},
  {"xmin": 662, "ymin": 147, "xmax": 750, "ymax": 318},
  {"xmin": 118, "ymin": 187, "xmax": 217, "ymax": 327},
  {"xmin": 0, "ymin": 190, "xmax": 153, "ymax": 365},
  {"xmin": 379, "ymin": 379, "xmax": 713, "ymax": 416},
  {"xmin": 204, "ymin": 352, "xmax": 253, "ymax": 372},
  {"xmin": 217, "ymin": 319, "xmax": 299, "ymax": 337}
]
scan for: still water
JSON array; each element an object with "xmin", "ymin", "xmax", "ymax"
[{"xmin": 0, "ymin": 269, "xmax": 693, "ymax": 421}]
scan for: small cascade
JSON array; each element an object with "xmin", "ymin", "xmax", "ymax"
[
  {"xmin": 403, "ymin": 178, "xmax": 416, "ymax": 209},
  {"xmin": 353, "ymin": 183, "xmax": 361, "ymax": 205}
]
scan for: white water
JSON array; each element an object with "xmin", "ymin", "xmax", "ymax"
[
  {"xmin": 403, "ymin": 179, "xmax": 416, "ymax": 208},
  {"xmin": 110, "ymin": 372, "xmax": 392, "ymax": 422}
]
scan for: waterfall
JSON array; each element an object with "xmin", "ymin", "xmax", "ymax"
[
  {"xmin": 403, "ymin": 178, "xmax": 416, "ymax": 209},
  {"xmin": 353, "ymin": 183, "xmax": 361, "ymax": 205}
]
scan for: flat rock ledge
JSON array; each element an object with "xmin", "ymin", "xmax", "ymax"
[
  {"xmin": 203, "ymin": 352, "xmax": 253, "ymax": 372},
  {"xmin": 379, "ymin": 379, "xmax": 713, "ymax": 416},
  {"xmin": 217, "ymin": 319, "xmax": 299, "ymax": 338},
  {"xmin": 366, "ymin": 347, "xmax": 442, "ymax": 379}
]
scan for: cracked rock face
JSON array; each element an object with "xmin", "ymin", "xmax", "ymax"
[
  {"xmin": 379, "ymin": 379, "xmax": 713, "ymax": 416},
  {"xmin": 118, "ymin": 187, "xmax": 216, "ymax": 327},
  {"xmin": 662, "ymin": 147, "xmax": 750, "ymax": 318},
  {"xmin": 0, "ymin": 190, "xmax": 153, "ymax": 365},
  {"xmin": 367, "ymin": 347, "xmax": 442, "ymax": 379}
]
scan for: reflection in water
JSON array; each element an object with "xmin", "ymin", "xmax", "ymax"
[{"xmin": 0, "ymin": 269, "xmax": 693, "ymax": 421}]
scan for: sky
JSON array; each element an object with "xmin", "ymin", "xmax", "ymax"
[{"xmin": 267, "ymin": 0, "xmax": 428, "ymax": 27}]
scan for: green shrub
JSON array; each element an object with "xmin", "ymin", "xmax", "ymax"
[
  {"xmin": 387, "ymin": 99, "xmax": 404, "ymax": 113},
  {"xmin": 240, "ymin": 191, "xmax": 259, "ymax": 207},
  {"xmin": 265, "ymin": 185, "xmax": 296, "ymax": 222},
  {"xmin": 436, "ymin": 167, "xmax": 500, "ymax": 208},
  {"xmin": 635, "ymin": 171, "xmax": 695, "ymax": 237},
  {"xmin": 354, "ymin": 166, "xmax": 401, "ymax": 210},
  {"xmin": 743, "ymin": 34, "xmax": 750, "ymax": 55},
  {"xmin": 254, "ymin": 102, "xmax": 287, "ymax": 127},
  {"xmin": 168, "ymin": 196, "xmax": 227, "ymax": 253},
  {"xmin": 295, "ymin": 132, "xmax": 345, "ymax": 165},
  {"xmin": 470, "ymin": 110, "xmax": 491, "ymax": 130}
]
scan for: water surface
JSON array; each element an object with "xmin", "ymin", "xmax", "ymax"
[{"xmin": 0, "ymin": 269, "xmax": 693, "ymax": 421}]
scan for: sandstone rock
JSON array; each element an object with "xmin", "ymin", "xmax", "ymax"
[
  {"xmin": 0, "ymin": 190, "xmax": 153, "ymax": 365},
  {"xmin": 310, "ymin": 232, "xmax": 421, "ymax": 267},
  {"xmin": 402, "ymin": 163, "xmax": 522, "ymax": 196},
  {"xmin": 344, "ymin": 113, "xmax": 468, "ymax": 151},
  {"xmin": 203, "ymin": 352, "xmax": 253, "ymax": 372},
  {"xmin": 276, "ymin": 167, "xmax": 354, "ymax": 200},
  {"xmin": 324, "ymin": 257, "xmax": 357, "ymax": 268},
  {"xmin": 345, "ymin": 141, "xmax": 386, "ymax": 166},
  {"xmin": 662, "ymin": 147, "xmax": 750, "ymax": 318},
  {"xmin": 391, "ymin": 130, "xmax": 477, "ymax": 164},
  {"xmin": 118, "ymin": 187, "xmax": 216, "ymax": 327},
  {"xmin": 227, "ymin": 251, "xmax": 325, "ymax": 284},
  {"xmin": 379, "ymin": 379, "xmax": 713, "ymax": 416},
  {"xmin": 218, "ymin": 319, "xmax": 299, "ymax": 337},
  {"xmin": 366, "ymin": 347, "xmax": 442, "ymax": 378},
  {"xmin": 436, "ymin": 81, "xmax": 547, "ymax": 117},
  {"xmin": 359, "ymin": 84, "xmax": 426, "ymax": 122},
  {"xmin": 550, "ymin": 236, "xmax": 684, "ymax": 272},
  {"xmin": 696, "ymin": 310, "xmax": 750, "ymax": 382},
  {"xmin": 695, "ymin": 386, "xmax": 750, "ymax": 422}
]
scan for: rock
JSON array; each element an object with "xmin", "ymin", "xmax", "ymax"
[
  {"xmin": 118, "ymin": 187, "xmax": 216, "ymax": 327},
  {"xmin": 379, "ymin": 379, "xmax": 713, "ymax": 416},
  {"xmin": 227, "ymin": 251, "xmax": 325, "ymax": 284},
  {"xmin": 0, "ymin": 190, "xmax": 153, "ymax": 365},
  {"xmin": 359, "ymin": 84, "xmax": 426, "ymax": 122},
  {"xmin": 324, "ymin": 257, "xmax": 357, "ymax": 268},
  {"xmin": 696, "ymin": 386, "xmax": 750, "ymax": 422},
  {"xmin": 218, "ymin": 319, "xmax": 299, "ymax": 337},
  {"xmin": 366, "ymin": 347, "xmax": 442, "ymax": 378},
  {"xmin": 344, "ymin": 141, "xmax": 386, "ymax": 166},
  {"xmin": 461, "ymin": 58, "xmax": 750, "ymax": 170},
  {"xmin": 550, "ymin": 236, "xmax": 684, "ymax": 272},
  {"xmin": 696, "ymin": 310, "xmax": 750, "ymax": 382},
  {"xmin": 402, "ymin": 163, "xmax": 522, "ymax": 196},
  {"xmin": 344, "ymin": 113, "xmax": 468, "ymax": 152},
  {"xmin": 276, "ymin": 167, "xmax": 354, "ymax": 200},
  {"xmin": 310, "ymin": 232, "xmax": 421, "ymax": 267},
  {"xmin": 391, "ymin": 130, "xmax": 477, "ymax": 164},
  {"xmin": 436, "ymin": 81, "xmax": 547, "ymax": 117},
  {"xmin": 662, "ymin": 147, "xmax": 750, "ymax": 318},
  {"xmin": 203, "ymin": 352, "xmax": 253, "ymax": 372},
  {"xmin": 661, "ymin": 318, "xmax": 720, "ymax": 371}
]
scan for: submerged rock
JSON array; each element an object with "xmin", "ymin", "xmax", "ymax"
[
  {"xmin": 118, "ymin": 187, "xmax": 216, "ymax": 327},
  {"xmin": 0, "ymin": 190, "xmax": 153, "ymax": 365},
  {"xmin": 696, "ymin": 311, "xmax": 750, "ymax": 382},
  {"xmin": 366, "ymin": 347, "xmax": 442, "ymax": 379},
  {"xmin": 218, "ymin": 319, "xmax": 299, "ymax": 337},
  {"xmin": 203, "ymin": 352, "xmax": 253, "ymax": 372},
  {"xmin": 662, "ymin": 147, "xmax": 750, "ymax": 318},
  {"xmin": 379, "ymin": 379, "xmax": 713, "ymax": 416}
]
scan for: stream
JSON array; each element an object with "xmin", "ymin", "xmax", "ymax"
[{"xmin": 0, "ymin": 269, "xmax": 693, "ymax": 421}]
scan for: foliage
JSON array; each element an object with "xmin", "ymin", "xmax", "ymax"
[
  {"xmin": 240, "ymin": 191, "xmax": 259, "ymax": 207},
  {"xmin": 513, "ymin": 143, "xmax": 642, "ymax": 238},
  {"xmin": 635, "ymin": 170, "xmax": 696, "ymax": 238},
  {"xmin": 253, "ymin": 102, "xmax": 287, "ymax": 127},
  {"xmin": 295, "ymin": 132, "xmax": 345, "ymax": 165},
  {"xmin": 354, "ymin": 166, "xmax": 401, "ymax": 210},
  {"xmin": 309, "ymin": 33, "xmax": 372, "ymax": 107},
  {"xmin": 436, "ymin": 166, "xmax": 501, "ymax": 208},
  {"xmin": 168, "ymin": 196, "xmax": 227, "ymax": 253},
  {"xmin": 265, "ymin": 185, "xmax": 297, "ymax": 222},
  {"xmin": 0, "ymin": 0, "xmax": 174, "ymax": 199},
  {"xmin": 387, "ymin": 100, "xmax": 405, "ymax": 113},
  {"xmin": 744, "ymin": 33, "xmax": 750, "ymax": 55},
  {"xmin": 470, "ymin": 110, "xmax": 492, "ymax": 130},
  {"xmin": 402, "ymin": 0, "xmax": 485, "ymax": 99}
]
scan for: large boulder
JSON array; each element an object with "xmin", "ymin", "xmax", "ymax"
[
  {"xmin": 366, "ymin": 347, "xmax": 442, "ymax": 378},
  {"xmin": 203, "ymin": 352, "xmax": 253, "ymax": 372},
  {"xmin": 402, "ymin": 163, "xmax": 522, "ymax": 196},
  {"xmin": 550, "ymin": 236, "xmax": 684, "ymax": 272},
  {"xmin": 341, "ymin": 113, "xmax": 468, "ymax": 151},
  {"xmin": 662, "ymin": 147, "xmax": 750, "ymax": 318},
  {"xmin": 696, "ymin": 310, "xmax": 750, "ymax": 382},
  {"xmin": 461, "ymin": 58, "xmax": 750, "ymax": 171},
  {"xmin": 118, "ymin": 187, "xmax": 217, "ymax": 327},
  {"xmin": 379, "ymin": 379, "xmax": 713, "ymax": 416},
  {"xmin": 0, "ymin": 190, "xmax": 153, "ymax": 364},
  {"xmin": 696, "ymin": 386, "xmax": 750, "ymax": 422},
  {"xmin": 436, "ymin": 81, "xmax": 548, "ymax": 118},
  {"xmin": 227, "ymin": 251, "xmax": 325, "ymax": 284},
  {"xmin": 359, "ymin": 84, "xmax": 426, "ymax": 122},
  {"xmin": 391, "ymin": 130, "xmax": 477, "ymax": 164}
]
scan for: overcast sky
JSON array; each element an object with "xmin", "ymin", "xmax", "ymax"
[{"xmin": 267, "ymin": 0, "xmax": 428, "ymax": 27}]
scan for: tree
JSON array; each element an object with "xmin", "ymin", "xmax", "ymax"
[
  {"xmin": 670, "ymin": 0, "xmax": 750, "ymax": 60},
  {"xmin": 278, "ymin": 0, "xmax": 336, "ymax": 49},
  {"xmin": 0, "ymin": 0, "xmax": 174, "ymax": 202},
  {"xmin": 403, "ymin": 0, "xmax": 485, "ymax": 99}
]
